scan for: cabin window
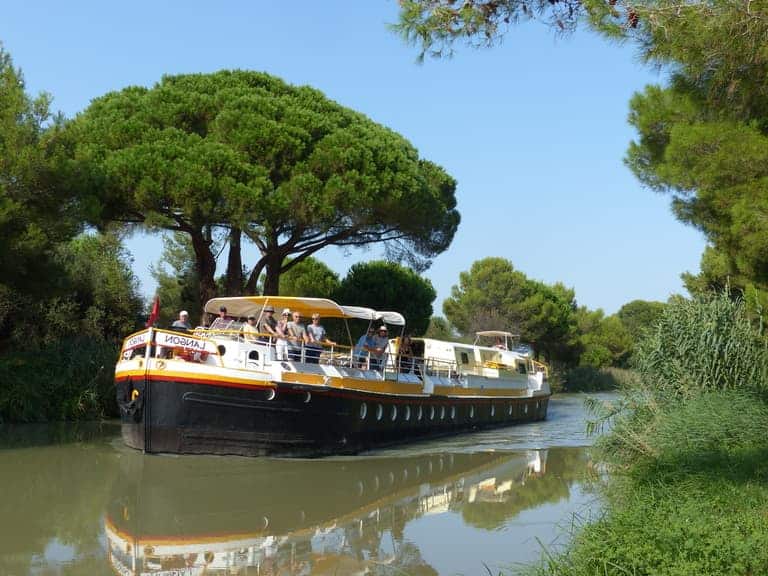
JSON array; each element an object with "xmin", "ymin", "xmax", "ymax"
[
  {"xmin": 517, "ymin": 362, "xmax": 527, "ymax": 374},
  {"xmin": 440, "ymin": 406, "xmax": 446, "ymax": 420},
  {"xmin": 469, "ymin": 405, "xmax": 475, "ymax": 419},
  {"xmin": 218, "ymin": 345, "xmax": 226, "ymax": 356},
  {"xmin": 450, "ymin": 406, "xmax": 456, "ymax": 420},
  {"xmin": 460, "ymin": 352, "xmax": 470, "ymax": 364},
  {"xmin": 359, "ymin": 403, "xmax": 368, "ymax": 420},
  {"xmin": 490, "ymin": 404, "xmax": 495, "ymax": 417},
  {"xmin": 248, "ymin": 350, "xmax": 259, "ymax": 361},
  {"xmin": 404, "ymin": 406, "xmax": 411, "ymax": 421},
  {"xmin": 390, "ymin": 406, "xmax": 398, "ymax": 421},
  {"xmin": 508, "ymin": 404, "xmax": 513, "ymax": 416},
  {"xmin": 417, "ymin": 406, "xmax": 423, "ymax": 421},
  {"xmin": 429, "ymin": 406, "xmax": 435, "ymax": 420},
  {"xmin": 376, "ymin": 404, "xmax": 383, "ymax": 421},
  {"xmin": 524, "ymin": 404, "xmax": 529, "ymax": 415}
]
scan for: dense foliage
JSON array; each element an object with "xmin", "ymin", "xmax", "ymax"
[
  {"xmin": 67, "ymin": 70, "xmax": 459, "ymax": 302},
  {"xmin": 0, "ymin": 46, "xmax": 85, "ymax": 342},
  {"xmin": 443, "ymin": 257, "xmax": 579, "ymax": 364},
  {"xmin": 279, "ymin": 257, "xmax": 340, "ymax": 299},
  {"xmin": 334, "ymin": 260, "xmax": 437, "ymax": 335}
]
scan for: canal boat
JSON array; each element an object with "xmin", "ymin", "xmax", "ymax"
[{"xmin": 115, "ymin": 296, "xmax": 551, "ymax": 457}]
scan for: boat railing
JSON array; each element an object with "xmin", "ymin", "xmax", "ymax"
[
  {"xmin": 531, "ymin": 360, "xmax": 548, "ymax": 378},
  {"xmin": 120, "ymin": 327, "xmax": 448, "ymax": 379},
  {"xmin": 422, "ymin": 356, "xmax": 459, "ymax": 379}
]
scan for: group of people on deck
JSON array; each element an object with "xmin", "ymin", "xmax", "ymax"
[
  {"xmin": 170, "ymin": 306, "xmax": 419, "ymax": 372},
  {"xmin": 241, "ymin": 306, "xmax": 336, "ymax": 363}
]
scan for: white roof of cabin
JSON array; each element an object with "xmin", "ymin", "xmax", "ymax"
[{"xmin": 204, "ymin": 296, "xmax": 406, "ymax": 325}]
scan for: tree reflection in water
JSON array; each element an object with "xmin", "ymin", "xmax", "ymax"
[
  {"xmin": 105, "ymin": 448, "xmax": 592, "ymax": 575},
  {"xmin": 0, "ymin": 424, "xmax": 593, "ymax": 575}
]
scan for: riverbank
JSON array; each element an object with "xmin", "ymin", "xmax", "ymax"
[
  {"xmin": 528, "ymin": 293, "xmax": 768, "ymax": 576},
  {"xmin": 530, "ymin": 390, "xmax": 768, "ymax": 576},
  {"xmin": 0, "ymin": 337, "xmax": 119, "ymax": 423}
]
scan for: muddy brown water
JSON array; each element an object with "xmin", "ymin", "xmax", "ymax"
[{"xmin": 0, "ymin": 392, "xmax": 614, "ymax": 575}]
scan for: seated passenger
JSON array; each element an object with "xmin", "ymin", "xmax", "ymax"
[
  {"xmin": 242, "ymin": 314, "xmax": 259, "ymax": 343},
  {"xmin": 171, "ymin": 310, "xmax": 191, "ymax": 333}
]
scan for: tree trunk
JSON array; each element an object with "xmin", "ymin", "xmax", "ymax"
[
  {"xmin": 262, "ymin": 256, "xmax": 284, "ymax": 296},
  {"xmin": 190, "ymin": 229, "xmax": 217, "ymax": 326},
  {"xmin": 225, "ymin": 227, "xmax": 243, "ymax": 296}
]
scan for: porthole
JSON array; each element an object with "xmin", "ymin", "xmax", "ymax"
[
  {"xmin": 265, "ymin": 389, "xmax": 276, "ymax": 401},
  {"xmin": 376, "ymin": 404, "xmax": 383, "ymax": 420},
  {"xmin": 450, "ymin": 406, "xmax": 456, "ymax": 420},
  {"xmin": 470, "ymin": 405, "xmax": 475, "ymax": 419},
  {"xmin": 490, "ymin": 404, "xmax": 495, "ymax": 417},
  {"xmin": 359, "ymin": 403, "xmax": 368, "ymax": 420},
  {"xmin": 390, "ymin": 405, "xmax": 398, "ymax": 421},
  {"xmin": 440, "ymin": 406, "xmax": 446, "ymax": 420},
  {"xmin": 508, "ymin": 404, "xmax": 513, "ymax": 416},
  {"xmin": 429, "ymin": 406, "xmax": 435, "ymax": 420},
  {"xmin": 524, "ymin": 404, "xmax": 529, "ymax": 415},
  {"xmin": 417, "ymin": 406, "xmax": 423, "ymax": 420},
  {"xmin": 248, "ymin": 350, "xmax": 259, "ymax": 360},
  {"xmin": 304, "ymin": 391, "xmax": 311, "ymax": 403},
  {"xmin": 217, "ymin": 345, "xmax": 226, "ymax": 356},
  {"xmin": 404, "ymin": 405, "xmax": 411, "ymax": 421}
]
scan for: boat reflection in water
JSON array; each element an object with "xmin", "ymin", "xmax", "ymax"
[{"xmin": 106, "ymin": 448, "xmax": 588, "ymax": 575}]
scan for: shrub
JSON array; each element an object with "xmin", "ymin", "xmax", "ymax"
[{"xmin": 0, "ymin": 337, "xmax": 119, "ymax": 423}]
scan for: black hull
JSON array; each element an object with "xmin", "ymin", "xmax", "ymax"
[{"xmin": 117, "ymin": 377, "xmax": 549, "ymax": 457}]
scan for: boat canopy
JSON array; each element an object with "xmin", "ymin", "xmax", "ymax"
[
  {"xmin": 204, "ymin": 296, "xmax": 406, "ymax": 325},
  {"xmin": 475, "ymin": 331, "xmax": 519, "ymax": 339}
]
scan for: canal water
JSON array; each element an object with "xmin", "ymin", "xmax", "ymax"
[{"xmin": 0, "ymin": 393, "xmax": 613, "ymax": 576}]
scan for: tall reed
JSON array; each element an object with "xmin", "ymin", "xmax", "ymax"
[{"xmin": 633, "ymin": 293, "xmax": 768, "ymax": 400}]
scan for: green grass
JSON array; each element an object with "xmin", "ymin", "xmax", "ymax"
[{"xmin": 525, "ymin": 294, "xmax": 768, "ymax": 576}]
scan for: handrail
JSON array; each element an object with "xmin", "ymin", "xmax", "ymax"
[{"xmin": 531, "ymin": 360, "xmax": 549, "ymax": 377}]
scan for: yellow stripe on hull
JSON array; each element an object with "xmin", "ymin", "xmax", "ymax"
[{"xmin": 433, "ymin": 385, "xmax": 527, "ymax": 398}]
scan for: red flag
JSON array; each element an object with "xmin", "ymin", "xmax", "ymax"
[{"xmin": 146, "ymin": 295, "xmax": 160, "ymax": 327}]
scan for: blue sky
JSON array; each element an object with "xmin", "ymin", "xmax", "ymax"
[{"xmin": 1, "ymin": 1, "xmax": 705, "ymax": 315}]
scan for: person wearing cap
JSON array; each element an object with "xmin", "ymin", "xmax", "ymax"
[
  {"xmin": 210, "ymin": 304, "xmax": 232, "ymax": 331},
  {"xmin": 242, "ymin": 314, "xmax": 259, "ymax": 343},
  {"xmin": 275, "ymin": 309, "xmax": 291, "ymax": 360},
  {"xmin": 370, "ymin": 325, "xmax": 390, "ymax": 370},
  {"xmin": 171, "ymin": 310, "xmax": 191, "ymax": 333},
  {"xmin": 258, "ymin": 305, "xmax": 278, "ymax": 345},
  {"xmin": 354, "ymin": 326, "xmax": 376, "ymax": 368}
]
